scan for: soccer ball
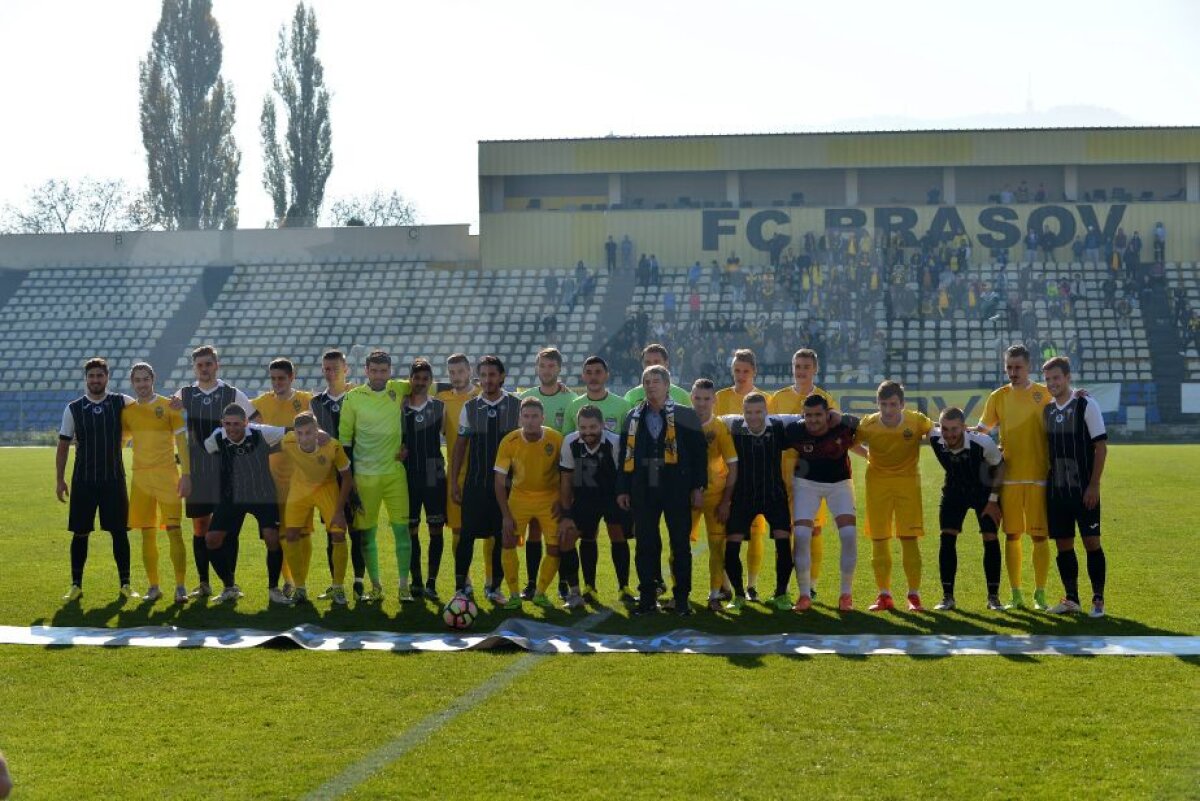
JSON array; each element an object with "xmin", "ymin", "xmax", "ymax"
[{"xmin": 443, "ymin": 594, "xmax": 479, "ymax": 630}]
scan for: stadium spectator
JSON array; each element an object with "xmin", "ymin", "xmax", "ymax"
[
  {"xmin": 575, "ymin": 260, "xmax": 588, "ymax": 284},
  {"xmin": 688, "ymin": 260, "xmax": 702, "ymax": 289},
  {"xmin": 580, "ymin": 271, "xmax": 597, "ymax": 307},
  {"xmin": 1071, "ymin": 236, "xmax": 1084, "ymax": 262},
  {"xmin": 543, "ymin": 274, "xmax": 558, "ymax": 305},
  {"xmin": 1116, "ymin": 297, "xmax": 1133, "ymax": 332},
  {"xmin": 636, "ymin": 254, "xmax": 650, "ymax": 286},
  {"xmin": 604, "ymin": 235, "xmax": 617, "ymax": 273},
  {"xmin": 1020, "ymin": 303, "xmax": 1039, "ymax": 341},
  {"xmin": 1102, "ymin": 276, "xmax": 1117, "ymax": 308},
  {"xmin": 1065, "ymin": 333, "xmax": 1084, "ymax": 377},
  {"xmin": 1189, "ymin": 311, "xmax": 1200, "ymax": 354},
  {"xmin": 1016, "ymin": 180, "xmax": 1029, "ymax": 203},
  {"xmin": 649, "ymin": 254, "xmax": 660, "ymax": 286},
  {"xmin": 1126, "ymin": 231, "xmax": 1142, "ymax": 276},
  {"xmin": 1001, "ymin": 185, "xmax": 1014, "ymax": 204},
  {"xmin": 1034, "ymin": 183, "xmax": 1047, "ymax": 202},
  {"xmin": 560, "ymin": 276, "xmax": 576, "ymax": 309},
  {"xmin": 1024, "ymin": 227, "xmax": 1038, "ymax": 263},
  {"xmin": 1084, "ymin": 226, "xmax": 1101, "ymax": 263},
  {"xmin": 663, "ymin": 290, "xmax": 676, "ymax": 323},
  {"xmin": 541, "ymin": 310, "xmax": 557, "ymax": 336},
  {"xmin": 1040, "ymin": 225, "xmax": 1056, "ymax": 260},
  {"xmin": 620, "ymin": 234, "xmax": 634, "ymax": 270},
  {"xmin": 1153, "ymin": 222, "xmax": 1166, "ymax": 263}
]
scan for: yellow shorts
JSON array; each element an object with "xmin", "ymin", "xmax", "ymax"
[
  {"xmin": 1000, "ymin": 483, "xmax": 1047, "ymax": 537},
  {"xmin": 355, "ymin": 471, "xmax": 410, "ymax": 529},
  {"xmin": 865, "ymin": 474, "xmax": 924, "ymax": 540},
  {"xmin": 510, "ymin": 491, "xmax": 558, "ymax": 547},
  {"xmin": 285, "ymin": 481, "xmax": 345, "ymax": 533},
  {"xmin": 690, "ymin": 491, "xmax": 727, "ymax": 541},
  {"xmin": 128, "ymin": 467, "xmax": 182, "ymax": 529},
  {"xmin": 274, "ymin": 476, "xmax": 312, "ymax": 533}
]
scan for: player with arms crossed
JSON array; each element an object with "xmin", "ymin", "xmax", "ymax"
[
  {"xmin": 689, "ymin": 379, "xmax": 738, "ymax": 611},
  {"xmin": 928, "ymin": 407, "xmax": 1005, "ymax": 611},
  {"xmin": 1041, "ymin": 357, "xmax": 1109, "ymax": 617}
]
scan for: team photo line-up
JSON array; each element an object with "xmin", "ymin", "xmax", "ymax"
[{"xmin": 55, "ymin": 339, "xmax": 1107, "ymax": 619}]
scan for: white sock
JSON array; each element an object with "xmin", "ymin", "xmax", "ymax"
[
  {"xmin": 839, "ymin": 525, "xmax": 857, "ymax": 594},
  {"xmin": 792, "ymin": 525, "xmax": 813, "ymax": 598}
]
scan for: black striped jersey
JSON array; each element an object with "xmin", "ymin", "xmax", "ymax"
[
  {"xmin": 721, "ymin": 415, "xmax": 792, "ymax": 506},
  {"xmin": 58, "ymin": 393, "xmax": 132, "ymax": 482},
  {"xmin": 310, "ymin": 388, "xmax": 348, "ymax": 438},
  {"xmin": 403, "ymin": 397, "xmax": 446, "ymax": 479},
  {"xmin": 180, "ymin": 381, "xmax": 253, "ymax": 481},
  {"xmin": 784, "ymin": 415, "xmax": 859, "ymax": 484},
  {"xmin": 559, "ymin": 429, "xmax": 621, "ymax": 501},
  {"xmin": 203, "ymin": 425, "xmax": 285, "ymax": 505},
  {"xmin": 1044, "ymin": 395, "xmax": 1107, "ymax": 496},
  {"xmin": 929, "ymin": 428, "xmax": 1003, "ymax": 497},
  {"xmin": 458, "ymin": 392, "xmax": 520, "ymax": 489}
]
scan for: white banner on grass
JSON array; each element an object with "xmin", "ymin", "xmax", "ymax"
[{"xmin": 0, "ymin": 622, "xmax": 1194, "ymax": 656}]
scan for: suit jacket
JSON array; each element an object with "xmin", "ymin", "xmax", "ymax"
[{"xmin": 616, "ymin": 401, "xmax": 707, "ymax": 500}]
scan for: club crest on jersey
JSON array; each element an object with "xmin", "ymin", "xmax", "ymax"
[
  {"xmin": 388, "ymin": 390, "xmax": 397, "ymax": 401},
  {"xmin": 544, "ymin": 443, "xmax": 554, "ymax": 456},
  {"xmin": 903, "ymin": 428, "xmax": 914, "ymax": 439},
  {"xmin": 317, "ymin": 455, "xmax": 327, "ymax": 465},
  {"xmin": 487, "ymin": 408, "xmax": 497, "ymax": 418},
  {"xmin": 1055, "ymin": 414, "xmax": 1064, "ymax": 423},
  {"xmin": 606, "ymin": 417, "xmax": 617, "ymax": 430},
  {"xmin": 803, "ymin": 443, "xmax": 814, "ymax": 453},
  {"xmin": 1033, "ymin": 391, "xmax": 1044, "ymax": 402},
  {"xmin": 415, "ymin": 413, "xmax": 424, "ymax": 423},
  {"xmin": 292, "ymin": 400, "xmax": 302, "ymax": 411},
  {"xmin": 202, "ymin": 396, "xmax": 212, "ymax": 405},
  {"xmin": 92, "ymin": 405, "xmax": 103, "ymax": 415},
  {"xmin": 155, "ymin": 406, "xmax": 164, "ymax": 418},
  {"xmin": 705, "ymin": 430, "xmax": 716, "ymax": 444}
]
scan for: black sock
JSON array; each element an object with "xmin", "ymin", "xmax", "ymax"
[
  {"xmin": 192, "ymin": 536, "xmax": 210, "ymax": 584},
  {"xmin": 1086, "ymin": 546, "xmax": 1106, "ymax": 600},
  {"xmin": 1056, "ymin": 548, "xmax": 1080, "ymax": 603},
  {"xmin": 111, "ymin": 530, "xmax": 131, "ymax": 586},
  {"xmin": 326, "ymin": 534, "xmax": 335, "ymax": 579},
  {"xmin": 580, "ymin": 539, "xmax": 599, "ymax": 587},
  {"xmin": 526, "ymin": 539, "xmax": 543, "ymax": 587},
  {"xmin": 427, "ymin": 531, "xmax": 444, "ymax": 586},
  {"xmin": 724, "ymin": 539, "xmax": 745, "ymax": 598},
  {"xmin": 267, "ymin": 548, "xmax": 283, "ymax": 589},
  {"xmin": 939, "ymin": 534, "xmax": 958, "ymax": 597},
  {"xmin": 207, "ymin": 544, "xmax": 229, "ymax": 588},
  {"xmin": 560, "ymin": 548, "xmax": 580, "ymax": 589},
  {"xmin": 70, "ymin": 534, "xmax": 89, "ymax": 586},
  {"xmin": 773, "ymin": 537, "xmax": 792, "ymax": 598},
  {"xmin": 409, "ymin": 532, "xmax": 423, "ymax": 587},
  {"xmin": 453, "ymin": 532, "xmax": 473, "ymax": 591},
  {"xmin": 983, "ymin": 539, "xmax": 1001, "ymax": 596},
  {"xmin": 610, "ymin": 540, "xmax": 630, "ymax": 588},
  {"xmin": 349, "ymin": 528, "xmax": 366, "ymax": 583},
  {"xmin": 225, "ymin": 532, "xmax": 240, "ymax": 576}
]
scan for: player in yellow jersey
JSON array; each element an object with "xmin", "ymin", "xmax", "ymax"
[
  {"xmin": 251, "ymin": 358, "xmax": 314, "ymax": 604},
  {"xmin": 853, "ymin": 380, "xmax": 935, "ymax": 612},
  {"xmin": 436, "ymin": 353, "xmax": 480, "ymax": 562},
  {"xmin": 494, "ymin": 397, "xmax": 565, "ymax": 610},
  {"xmin": 714, "ymin": 348, "xmax": 773, "ymax": 600},
  {"xmin": 689, "ymin": 379, "xmax": 738, "ymax": 611},
  {"xmin": 124, "ymin": 362, "xmax": 191, "ymax": 604},
  {"xmin": 977, "ymin": 343, "xmax": 1055, "ymax": 610},
  {"xmin": 278, "ymin": 413, "xmax": 355, "ymax": 605},
  {"xmin": 769, "ymin": 348, "xmax": 836, "ymax": 601}
]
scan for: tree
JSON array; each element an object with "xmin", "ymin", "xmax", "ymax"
[
  {"xmin": 325, "ymin": 191, "xmax": 418, "ymax": 227},
  {"xmin": 139, "ymin": 0, "xmax": 240, "ymax": 230},
  {"xmin": 0, "ymin": 179, "xmax": 158, "ymax": 234},
  {"xmin": 260, "ymin": 2, "xmax": 332, "ymax": 228}
]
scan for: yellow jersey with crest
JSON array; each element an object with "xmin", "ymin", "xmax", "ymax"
[
  {"xmin": 123, "ymin": 394, "xmax": 187, "ymax": 472},
  {"xmin": 854, "ymin": 409, "xmax": 935, "ymax": 478},
  {"xmin": 980, "ymin": 382, "xmax": 1052, "ymax": 482},
  {"xmin": 714, "ymin": 386, "xmax": 773, "ymax": 417}
]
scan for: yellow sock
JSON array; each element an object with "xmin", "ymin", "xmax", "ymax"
[
  {"xmin": 166, "ymin": 527, "xmax": 186, "ymax": 586},
  {"xmin": 1032, "ymin": 537, "xmax": 1050, "ymax": 590},
  {"xmin": 537, "ymin": 554, "xmax": 560, "ymax": 594},
  {"xmin": 502, "ymin": 547, "xmax": 520, "ymax": 596},
  {"xmin": 747, "ymin": 516, "xmax": 766, "ymax": 586},
  {"xmin": 708, "ymin": 534, "xmax": 726, "ymax": 592},
  {"xmin": 871, "ymin": 539, "xmax": 892, "ymax": 592},
  {"xmin": 900, "ymin": 537, "xmax": 921, "ymax": 594},
  {"xmin": 483, "ymin": 537, "xmax": 497, "ymax": 587},
  {"xmin": 281, "ymin": 557, "xmax": 295, "ymax": 587},
  {"xmin": 296, "ymin": 535, "xmax": 312, "ymax": 589},
  {"xmin": 1005, "ymin": 537, "xmax": 1023, "ymax": 590},
  {"xmin": 282, "ymin": 539, "xmax": 301, "ymax": 588},
  {"xmin": 141, "ymin": 528, "xmax": 159, "ymax": 586},
  {"xmin": 810, "ymin": 530, "xmax": 825, "ymax": 586},
  {"xmin": 332, "ymin": 539, "xmax": 348, "ymax": 585}
]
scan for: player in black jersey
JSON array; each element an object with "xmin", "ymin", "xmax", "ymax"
[
  {"xmin": 558, "ymin": 404, "xmax": 633, "ymax": 607},
  {"xmin": 55, "ymin": 358, "xmax": 137, "ymax": 601},
  {"xmin": 720, "ymin": 393, "xmax": 796, "ymax": 611},
  {"xmin": 404, "ymin": 359, "xmax": 448, "ymax": 602},
  {"xmin": 928, "ymin": 407, "xmax": 1005, "ymax": 611},
  {"xmin": 450, "ymin": 355, "xmax": 520, "ymax": 603},
  {"xmin": 1042, "ymin": 357, "xmax": 1109, "ymax": 617},
  {"xmin": 311, "ymin": 349, "xmax": 368, "ymax": 601}
]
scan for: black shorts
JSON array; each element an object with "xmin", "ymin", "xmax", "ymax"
[
  {"xmin": 68, "ymin": 478, "xmax": 128, "ymax": 534},
  {"xmin": 210, "ymin": 503, "xmax": 280, "ymax": 539},
  {"xmin": 1047, "ymin": 493, "xmax": 1102, "ymax": 540},
  {"xmin": 939, "ymin": 491, "xmax": 999, "ymax": 535},
  {"xmin": 185, "ymin": 472, "xmax": 221, "ymax": 519},
  {"xmin": 461, "ymin": 485, "xmax": 502, "ymax": 538},
  {"xmin": 727, "ymin": 495, "xmax": 791, "ymax": 536},
  {"xmin": 570, "ymin": 495, "xmax": 631, "ymax": 539},
  {"xmin": 407, "ymin": 471, "xmax": 448, "ymax": 529}
]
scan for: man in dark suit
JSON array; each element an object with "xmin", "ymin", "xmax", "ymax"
[{"xmin": 617, "ymin": 365, "xmax": 707, "ymax": 616}]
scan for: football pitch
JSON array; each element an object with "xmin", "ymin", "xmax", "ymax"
[{"xmin": 0, "ymin": 445, "xmax": 1197, "ymax": 800}]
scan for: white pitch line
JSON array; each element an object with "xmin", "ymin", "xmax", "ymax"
[{"xmin": 300, "ymin": 607, "xmax": 612, "ymax": 801}]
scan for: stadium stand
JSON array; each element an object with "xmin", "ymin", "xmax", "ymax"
[{"xmin": 1166, "ymin": 262, "xmax": 1200, "ymax": 379}]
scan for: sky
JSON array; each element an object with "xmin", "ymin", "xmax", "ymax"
[{"xmin": 0, "ymin": 0, "xmax": 1198, "ymax": 232}]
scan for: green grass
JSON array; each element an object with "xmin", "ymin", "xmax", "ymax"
[{"xmin": 0, "ymin": 445, "xmax": 1197, "ymax": 799}]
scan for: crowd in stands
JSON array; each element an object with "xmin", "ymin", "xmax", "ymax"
[{"xmin": 539, "ymin": 261, "xmax": 600, "ymax": 335}]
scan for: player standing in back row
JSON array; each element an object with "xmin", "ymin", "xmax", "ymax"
[{"xmin": 403, "ymin": 358, "xmax": 448, "ymax": 602}]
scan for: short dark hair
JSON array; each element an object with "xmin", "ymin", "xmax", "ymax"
[
  {"xmin": 293, "ymin": 411, "xmax": 317, "ymax": 428},
  {"xmin": 940, "ymin": 406, "xmax": 966, "ymax": 422},
  {"xmin": 641, "ymin": 343, "xmax": 669, "ymax": 363},
  {"xmin": 84, "ymin": 357, "xmax": 109, "ymax": 375},
  {"xmin": 1042, "ymin": 356, "xmax": 1071, "ymax": 376},
  {"xmin": 365, "ymin": 350, "xmax": 391, "ymax": 367},
  {"xmin": 576, "ymin": 404, "xmax": 603, "ymax": 424},
  {"xmin": 191, "ymin": 345, "xmax": 217, "ymax": 361},
  {"xmin": 691, "ymin": 378, "xmax": 715, "ymax": 392},
  {"xmin": 446, "ymin": 353, "xmax": 470, "ymax": 368},
  {"xmin": 1005, "ymin": 344, "xmax": 1031, "ymax": 364},
  {"xmin": 877, "ymin": 380, "xmax": 905, "ymax": 402},
  {"xmin": 322, "ymin": 349, "xmax": 346, "ymax": 363},
  {"xmin": 803, "ymin": 393, "xmax": 829, "ymax": 410},
  {"xmin": 732, "ymin": 348, "xmax": 757, "ymax": 369},
  {"xmin": 269, "ymin": 358, "xmax": 294, "ymax": 376},
  {"xmin": 793, "ymin": 348, "xmax": 819, "ymax": 367},
  {"xmin": 583, "ymin": 355, "xmax": 609, "ymax": 372},
  {"xmin": 410, "ymin": 358, "xmax": 433, "ymax": 378},
  {"xmin": 520, "ymin": 396, "xmax": 544, "ymax": 412},
  {"xmin": 743, "ymin": 391, "xmax": 768, "ymax": 407},
  {"xmin": 222, "ymin": 403, "xmax": 247, "ymax": 419},
  {"xmin": 477, "ymin": 354, "xmax": 505, "ymax": 375},
  {"xmin": 129, "ymin": 361, "xmax": 155, "ymax": 380},
  {"xmin": 535, "ymin": 347, "xmax": 563, "ymax": 366}
]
